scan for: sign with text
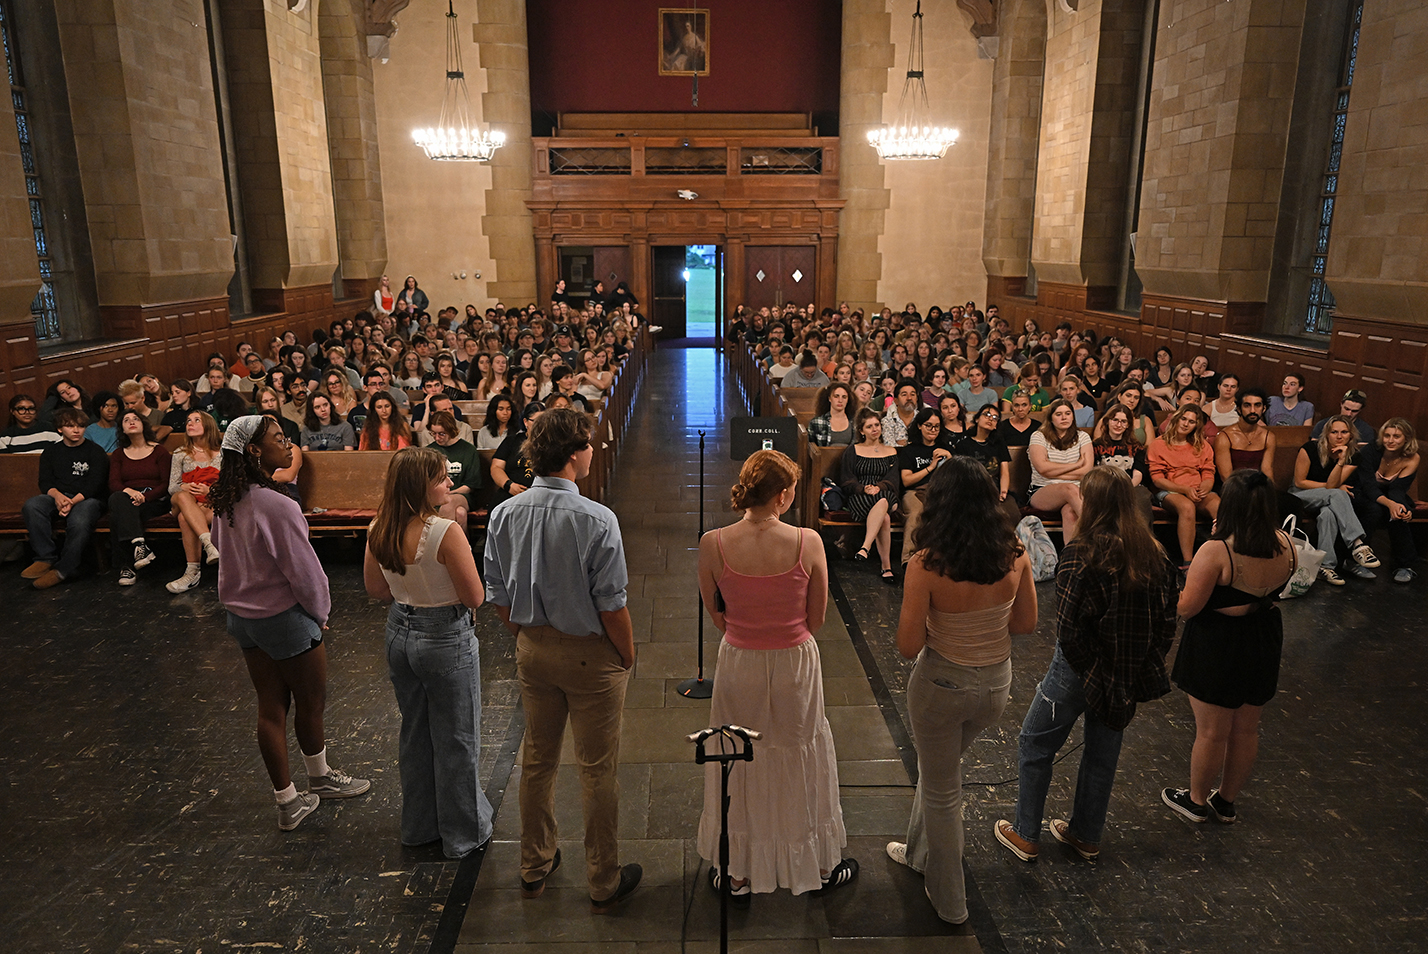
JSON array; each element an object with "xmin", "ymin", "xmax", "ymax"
[{"xmin": 730, "ymin": 417, "xmax": 798, "ymax": 461}]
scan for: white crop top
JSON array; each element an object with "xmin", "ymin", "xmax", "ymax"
[{"xmin": 382, "ymin": 516, "xmax": 463, "ymax": 607}]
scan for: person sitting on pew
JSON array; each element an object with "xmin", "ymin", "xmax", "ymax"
[
  {"xmin": 490, "ymin": 403, "xmax": 541, "ymax": 500},
  {"xmin": 257, "ymin": 386, "xmax": 300, "ymax": 444},
  {"xmin": 955, "ymin": 404, "xmax": 1019, "ymax": 524},
  {"xmin": 107, "ymin": 408, "xmax": 172, "ymax": 586},
  {"xmin": 547, "ymin": 366, "xmax": 592, "ymax": 413},
  {"xmin": 1027, "ymin": 400, "xmax": 1094, "ymax": 541},
  {"xmin": 809, "ymin": 383, "xmax": 857, "ymax": 447},
  {"xmin": 20, "ymin": 407, "xmax": 109, "ymax": 589},
  {"xmin": 841, "ymin": 408, "xmax": 902, "ymax": 584},
  {"xmin": 1267, "ymin": 372, "xmax": 1314, "ymax": 427},
  {"xmin": 1148, "ymin": 405, "xmax": 1219, "ymax": 570},
  {"xmin": 1057, "ymin": 375, "xmax": 1097, "ymax": 428},
  {"xmin": 1100, "ymin": 383, "xmax": 1157, "ymax": 445},
  {"xmin": 425, "ymin": 411, "xmax": 480, "ymax": 536},
  {"xmin": 1292, "ymin": 415, "xmax": 1381, "ymax": 586},
  {"xmin": 478, "ymin": 395, "xmax": 516, "ymax": 451},
  {"xmin": 1311, "ymin": 388, "xmax": 1374, "ymax": 444},
  {"xmin": 510, "ymin": 371, "xmax": 540, "ymax": 420},
  {"xmin": 167, "ymin": 410, "xmax": 225, "ymax": 593},
  {"xmin": 358, "ymin": 393, "xmax": 413, "ymax": 451},
  {"xmin": 85, "ymin": 391, "xmax": 122, "ymax": 453},
  {"xmin": 38, "ymin": 379, "xmax": 91, "ymax": 430},
  {"xmin": 1092, "ymin": 404, "xmax": 1155, "ymax": 526},
  {"xmin": 1158, "ymin": 385, "xmax": 1217, "ymax": 441},
  {"xmin": 782, "ymin": 350, "xmax": 831, "ymax": 390},
  {"xmin": 899, "ymin": 409, "xmax": 953, "ymax": 566},
  {"xmin": 0, "ymin": 394, "xmax": 60, "ymax": 453},
  {"xmin": 937, "ymin": 393, "xmax": 967, "ymax": 441},
  {"xmin": 300, "ymin": 394, "xmax": 356, "ymax": 452},
  {"xmin": 998, "ymin": 391, "xmax": 1037, "ymax": 448},
  {"xmin": 119, "ymin": 378, "xmax": 170, "ymax": 442},
  {"xmin": 1001, "ymin": 363, "xmax": 1051, "ymax": 414},
  {"xmin": 417, "ymin": 396, "xmax": 473, "ymax": 447},
  {"xmin": 882, "ymin": 378, "xmax": 921, "ymax": 447},
  {"xmin": 1353, "ymin": 418, "xmax": 1421, "ymax": 584},
  {"xmin": 1213, "ymin": 389, "xmax": 1276, "ymax": 484}
]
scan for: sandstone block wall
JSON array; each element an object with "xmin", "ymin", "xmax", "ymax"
[
  {"xmin": 837, "ymin": 0, "xmax": 894, "ymax": 310},
  {"xmin": 981, "ymin": 0, "xmax": 1046, "ymax": 282}
]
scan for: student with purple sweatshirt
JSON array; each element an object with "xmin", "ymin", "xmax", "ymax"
[{"xmin": 209, "ymin": 416, "xmax": 371, "ymax": 831}]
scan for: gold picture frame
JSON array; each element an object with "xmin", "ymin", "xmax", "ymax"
[{"xmin": 659, "ymin": 9, "xmax": 709, "ymax": 76}]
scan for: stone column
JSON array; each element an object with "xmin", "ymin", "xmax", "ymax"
[
  {"xmin": 474, "ymin": 0, "xmax": 537, "ymax": 305},
  {"xmin": 319, "ymin": 0, "xmax": 388, "ymax": 301},
  {"xmin": 837, "ymin": 0, "xmax": 893, "ymax": 310},
  {"xmin": 1030, "ymin": 0, "xmax": 1145, "ymax": 299},
  {"xmin": 219, "ymin": 0, "xmax": 340, "ymax": 308},
  {"xmin": 981, "ymin": 0, "xmax": 1047, "ymax": 299}
]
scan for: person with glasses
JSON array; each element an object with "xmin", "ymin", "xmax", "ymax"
[
  {"xmin": 898, "ymin": 409, "xmax": 952, "ymax": 567},
  {"xmin": 955, "ymin": 404, "xmax": 1020, "ymax": 524},
  {"xmin": 0, "ymin": 395, "xmax": 60, "ymax": 453}
]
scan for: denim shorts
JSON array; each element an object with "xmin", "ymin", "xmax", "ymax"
[{"xmin": 227, "ymin": 604, "xmax": 323, "ymax": 660}]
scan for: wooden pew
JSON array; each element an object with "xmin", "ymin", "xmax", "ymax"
[{"xmin": 781, "ymin": 388, "xmax": 820, "ymax": 428}]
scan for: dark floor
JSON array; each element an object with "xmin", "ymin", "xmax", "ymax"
[{"xmin": 3, "ymin": 345, "xmax": 1427, "ymax": 953}]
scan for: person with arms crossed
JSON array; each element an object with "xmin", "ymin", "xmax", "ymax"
[{"xmin": 483, "ymin": 408, "xmax": 642, "ymax": 913}]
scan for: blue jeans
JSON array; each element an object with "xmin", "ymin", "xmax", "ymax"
[
  {"xmin": 904, "ymin": 650, "xmax": 1011, "ymax": 924},
  {"xmin": 1013, "ymin": 645, "xmax": 1124, "ymax": 846},
  {"xmin": 22, "ymin": 494, "xmax": 103, "ymax": 580},
  {"xmin": 386, "ymin": 603, "xmax": 493, "ymax": 858},
  {"xmin": 1291, "ymin": 486, "xmax": 1365, "ymax": 568}
]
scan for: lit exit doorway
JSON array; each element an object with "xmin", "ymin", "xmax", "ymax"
[{"xmin": 652, "ymin": 244, "xmax": 722, "ymax": 342}]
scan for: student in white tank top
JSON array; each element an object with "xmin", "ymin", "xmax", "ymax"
[{"xmin": 364, "ymin": 447, "xmax": 492, "ymax": 859}]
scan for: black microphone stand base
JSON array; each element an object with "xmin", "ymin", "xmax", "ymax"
[{"xmin": 676, "ymin": 676, "xmax": 714, "ymax": 699}]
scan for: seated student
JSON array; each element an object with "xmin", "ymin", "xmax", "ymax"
[
  {"xmin": 1292, "ymin": 415, "xmax": 1381, "ymax": 586},
  {"xmin": 1353, "ymin": 418, "xmax": 1421, "ymax": 584},
  {"xmin": 898, "ymin": 409, "xmax": 953, "ymax": 565},
  {"xmin": 1001, "ymin": 362, "xmax": 1051, "ymax": 413},
  {"xmin": 1158, "ymin": 384, "xmax": 1218, "ymax": 441},
  {"xmin": 20, "ymin": 407, "xmax": 110, "ymax": 589},
  {"xmin": 882, "ymin": 378, "xmax": 921, "ymax": 447},
  {"xmin": 256, "ymin": 387, "xmax": 300, "ymax": 444},
  {"xmin": 39, "ymin": 379, "xmax": 92, "ymax": 430},
  {"xmin": 193, "ymin": 353, "xmax": 230, "ymax": 393},
  {"xmin": 280, "ymin": 374, "xmax": 311, "ymax": 430},
  {"xmin": 953, "ymin": 363, "xmax": 999, "ymax": 418},
  {"xmin": 547, "ymin": 365, "xmax": 593, "ymax": 412},
  {"xmin": 1203, "ymin": 372, "xmax": 1241, "ymax": 429},
  {"xmin": 208, "ymin": 387, "xmax": 252, "ymax": 434},
  {"xmin": 1099, "ymin": 382, "xmax": 1157, "ymax": 445},
  {"xmin": 1213, "ymin": 388, "xmax": 1276, "ymax": 483},
  {"xmin": 1092, "ymin": 404, "xmax": 1155, "ymax": 526},
  {"xmin": 1144, "ymin": 363, "xmax": 1195, "ymax": 413},
  {"xmin": 841, "ymin": 408, "xmax": 902, "ymax": 584},
  {"xmin": 107, "ymin": 408, "xmax": 172, "ymax": 586},
  {"xmin": 1027, "ymin": 400, "xmax": 1094, "ymax": 541},
  {"xmin": 809, "ymin": 383, "xmax": 858, "ymax": 447},
  {"xmin": 1148, "ymin": 405, "xmax": 1219, "ymax": 569},
  {"xmin": 1311, "ymin": 388, "xmax": 1374, "ymax": 444},
  {"xmin": 477, "ymin": 394, "xmax": 516, "ymax": 451},
  {"xmin": 936, "ymin": 393, "xmax": 968, "ymax": 441},
  {"xmin": 1057, "ymin": 375, "xmax": 1097, "ymax": 427},
  {"xmin": 490, "ymin": 402, "xmax": 541, "ymax": 500},
  {"xmin": 166, "ymin": 410, "xmax": 224, "ymax": 593},
  {"xmin": 954, "ymin": 404, "xmax": 1020, "ymax": 523},
  {"xmin": 417, "ymin": 395, "xmax": 474, "ymax": 446},
  {"xmin": 358, "ymin": 393, "xmax": 413, "ymax": 451},
  {"xmin": 119, "ymin": 378, "xmax": 169, "ymax": 441},
  {"xmin": 85, "ymin": 391, "xmax": 122, "ymax": 453},
  {"xmin": 161, "ymin": 380, "xmax": 199, "ymax": 433},
  {"xmin": 997, "ymin": 391, "xmax": 1038, "ymax": 447},
  {"xmin": 424, "ymin": 411, "xmax": 481, "ymax": 536},
  {"xmin": 782, "ymin": 350, "xmax": 831, "ymax": 390},
  {"xmin": 0, "ymin": 394, "xmax": 60, "ymax": 453},
  {"xmin": 1267, "ymin": 372, "xmax": 1314, "ymax": 426}
]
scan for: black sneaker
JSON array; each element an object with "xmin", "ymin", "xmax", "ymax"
[
  {"xmin": 1207, "ymin": 790, "xmax": 1236, "ymax": 823},
  {"xmin": 133, "ymin": 542, "xmax": 156, "ymax": 569},
  {"xmin": 708, "ymin": 866, "xmax": 751, "ymax": 906},
  {"xmin": 590, "ymin": 863, "xmax": 642, "ymax": 913},
  {"xmin": 1162, "ymin": 787, "xmax": 1210, "ymax": 823},
  {"xmin": 817, "ymin": 858, "xmax": 859, "ymax": 892},
  {"xmin": 520, "ymin": 848, "xmax": 561, "ymax": 899}
]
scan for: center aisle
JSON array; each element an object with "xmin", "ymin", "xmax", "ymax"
[{"xmin": 457, "ymin": 345, "xmax": 979, "ymax": 953}]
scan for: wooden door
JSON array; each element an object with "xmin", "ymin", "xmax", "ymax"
[
  {"xmin": 744, "ymin": 246, "xmax": 816, "ymax": 312},
  {"xmin": 592, "ymin": 246, "xmax": 631, "ymax": 309},
  {"xmin": 651, "ymin": 246, "xmax": 687, "ymax": 338}
]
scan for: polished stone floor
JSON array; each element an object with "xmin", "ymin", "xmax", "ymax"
[{"xmin": 3, "ymin": 345, "xmax": 1426, "ymax": 954}]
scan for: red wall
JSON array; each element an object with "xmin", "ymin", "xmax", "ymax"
[{"xmin": 526, "ymin": 0, "xmax": 841, "ymax": 122}]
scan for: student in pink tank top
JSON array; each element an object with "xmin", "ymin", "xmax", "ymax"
[{"xmin": 695, "ymin": 450, "xmax": 858, "ymax": 899}]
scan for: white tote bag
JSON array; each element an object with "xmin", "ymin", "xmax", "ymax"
[{"xmin": 1279, "ymin": 514, "xmax": 1324, "ymax": 599}]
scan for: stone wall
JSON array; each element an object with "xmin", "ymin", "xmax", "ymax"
[
  {"xmin": 981, "ymin": 0, "xmax": 1046, "ymax": 282},
  {"xmin": 1325, "ymin": 0, "xmax": 1428, "ymax": 325},
  {"xmin": 836, "ymin": 0, "xmax": 893, "ymax": 309},
  {"xmin": 372, "ymin": 0, "xmax": 499, "ymax": 313},
  {"xmin": 876, "ymin": 0, "xmax": 994, "ymax": 310}
]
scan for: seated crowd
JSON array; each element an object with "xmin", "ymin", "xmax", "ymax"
[
  {"xmin": 732, "ymin": 300, "xmax": 1421, "ymax": 585},
  {"xmin": 6, "ymin": 274, "xmax": 640, "ymax": 592}
]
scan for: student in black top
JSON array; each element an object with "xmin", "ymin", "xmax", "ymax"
[
  {"xmin": 21, "ymin": 407, "xmax": 110, "ymax": 589},
  {"xmin": 898, "ymin": 409, "xmax": 952, "ymax": 566},
  {"xmin": 491, "ymin": 403, "xmax": 542, "ymax": 500},
  {"xmin": 998, "ymin": 391, "xmax": 1037, "ymax": 447},
  {"xmin": 547, "ymin": 366, "xmax": 592, "ymax": 413},
  {"xmin": 955, "ymin": 404, "xmax": 1019, "ymax": 524}
]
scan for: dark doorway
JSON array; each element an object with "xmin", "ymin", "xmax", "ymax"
[{"xmin": 652, "ymin": 245, "xmax": 688, "ymax": 339}]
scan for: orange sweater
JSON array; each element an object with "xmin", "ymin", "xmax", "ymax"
[{"xmin": 1147, "ymin": 437, "xmax": 1215, "ymax": 489}]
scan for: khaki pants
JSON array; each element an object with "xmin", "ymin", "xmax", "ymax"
[{"xmin": 516, "ymin": 626, "xmax": 631, "ymax": 899}]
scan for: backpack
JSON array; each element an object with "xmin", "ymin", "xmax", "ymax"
[
  {"xmin": 1016, "ymin": 515, "xmax": 1058, "ymax": 582},
  {"xmin": 819, "ymin": 477, "xmax": 846, "ymax": 513}
]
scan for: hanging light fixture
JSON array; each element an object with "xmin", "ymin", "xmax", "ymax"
[
  {"xmin": 868, "ymin": 0, "xmax": 958, "ymax": 161},
  {"xmin": 412, "ymin": 1, "xmax": 504, "ymax": 162}
]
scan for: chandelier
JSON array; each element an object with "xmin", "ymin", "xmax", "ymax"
[
  {"xmin": 868, "ymin": 0, "xmax": 958, "ymax": 161},
  {"xmin": 412, "ymin": 1, "xmax": 504, "ymax": 162}
]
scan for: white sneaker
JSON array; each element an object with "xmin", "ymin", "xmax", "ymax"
[
  {"xmin": 1350, "ymin": 542, "xmax": 1381, "ymax": 568},
  {"xmin": 1318, "ymin": 566, "xmax": 1345, "ymax": 586},
  {"xmin": 203, "ymin": 541, "xmax": 220, "ymax": 565},
  {"xmin": 166, "ymin": 566, "xmax": 202, "ymax": 593},
  {"xmin": 886, "ymin": 841, "xmax": 911, "ymax": 867}
]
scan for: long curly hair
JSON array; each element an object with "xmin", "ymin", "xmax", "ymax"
[
  {"xmin": 912, "ymin": 457, "xmax": 1023, "ymax": 584},
  {"xmin": 209, "ymin": 416, "xmax": 282, "ymax": 526}
]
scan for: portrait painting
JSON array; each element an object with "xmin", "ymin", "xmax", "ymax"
[{"xmin": 659, "ymin": 9, "xmax": 709, "ymax": 76}]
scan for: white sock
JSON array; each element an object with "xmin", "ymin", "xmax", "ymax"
[
  {"xmin": 133, "ymin": 536, "xmax": 145, "ymax": 545},
  {"xmin": 185, "ymin": 562, "xmax": 199, "ymax": 573},
  {"xmin": 274, "ymin": 783, "xmax": 298, "ymax": 804},
  {"xmin": 199, "ymin": 532, "xmax": 212, "ymax": 547},
  {"xmin": 303, "ymin": 748, "xmax": 330, "ymax": 778}
]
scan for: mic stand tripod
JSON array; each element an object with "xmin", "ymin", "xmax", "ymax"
[
  {"xmin": 677, "ymin": 430, "xmax": 713, "ymax": 698},
  {"xmin": 688, "ymin": 724, "xmax": 761, "ymax": 954}
]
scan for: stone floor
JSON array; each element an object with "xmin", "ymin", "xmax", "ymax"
[{"xmin": 3, "ymin": 344, "xmax": 1426, "ymax": 954}]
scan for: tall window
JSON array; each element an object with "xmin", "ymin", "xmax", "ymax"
[
  {"xmin": 1304, "ymin": 0, "xmax": 1364, "ymax": 336},
  {"xmin": 0, "ymin": 0, "xmax": 58, "ymax": 340}
]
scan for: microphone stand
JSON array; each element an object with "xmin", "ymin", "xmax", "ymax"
[
  {"xmin": 689, "ymin": 725, "xmax": 761, "ymax": 954},
  {"xmin": 678, "ymin": 430, "xmax": 713, "ymax": 698}
]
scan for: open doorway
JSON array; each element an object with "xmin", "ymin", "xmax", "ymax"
[{"xmin": 684, "ymin": 245, "xmax": 720, "ymax": 338}]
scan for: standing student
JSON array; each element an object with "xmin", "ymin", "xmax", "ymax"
[
  {"xmin": 483, "ymin": 408, "xmax": 642, "ymax": 913},
  {"xmin": 888, "ymin": 458, "xmax": 1036, "ymax": 925},
  {"xmin": 364, "ymin": 447, "xmax": 493, "ymax": 858},
  {"xmin": 996, "ymin": 467, "xmax": 1177, "ymax": 863},
  {"xmin": 694, "ymin": 451, "xmax": 856, "ymax": 899},
  {"xmin": 210, "ymin": 416, "xmax": 370, "ymax": 831}
]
